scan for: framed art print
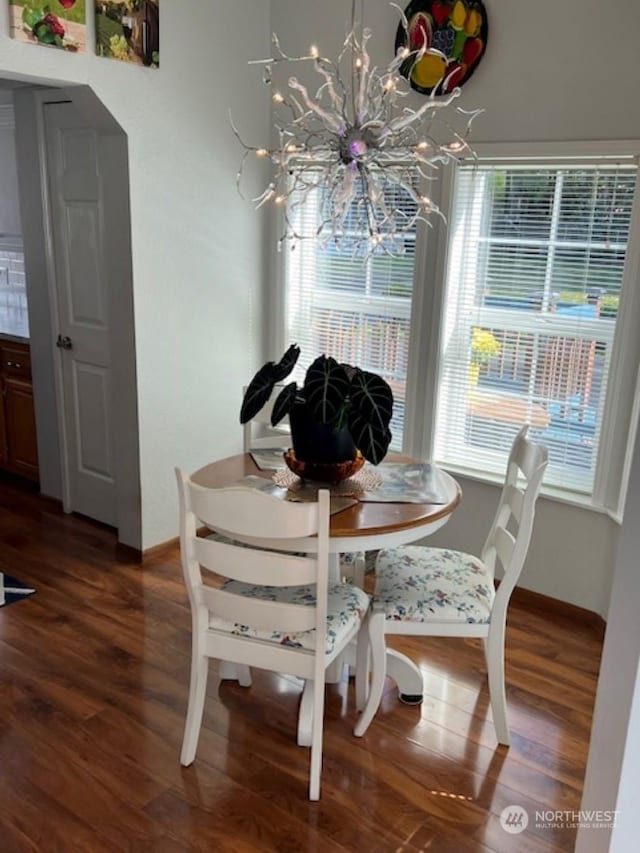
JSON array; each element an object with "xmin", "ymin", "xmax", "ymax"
[
  {"xmin": 9, "ymin": 0, "xmax": 87, "ymax": 52},
  {"xmin": 95, "ymin": 1, "xmax": 159, "ymax": 68}
]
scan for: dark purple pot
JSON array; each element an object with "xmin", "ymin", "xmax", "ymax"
[{"xmin": 289, "ymin": 403, "xmax": 356, "ymax": 464}]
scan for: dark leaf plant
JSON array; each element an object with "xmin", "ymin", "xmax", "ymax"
[{"xmin": 240, "ymin": 345, "xmax": 394, "ymax": 464}]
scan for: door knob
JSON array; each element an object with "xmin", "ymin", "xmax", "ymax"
[{"xmin": 56, "ymin": 334, "xmax": 73, "ymax": 350}]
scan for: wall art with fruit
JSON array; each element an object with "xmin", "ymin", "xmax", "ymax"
[
  {"xmin": 95, "ymin": 1, "xmax": 159, "ymax": 68},
  {"xmin": 395, "ymin": 0, "xmax": 488, "ymax": 95},
  {"xmin": 9, "ymin": 0, "xmax": 87, "ymax": 52}
]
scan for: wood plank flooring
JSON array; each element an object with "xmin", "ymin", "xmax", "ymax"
[{"xmin": 0, "ymin": 475, "xmax": 603, "ymax": 852}]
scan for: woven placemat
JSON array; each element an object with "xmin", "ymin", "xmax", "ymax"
[{"xmin": 272, "ymin": 465, "xmax": 382, "ymax": 497}]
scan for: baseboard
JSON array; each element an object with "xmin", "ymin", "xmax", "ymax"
[
  {"xmin": 142, "ymin": 535, "xmax": 179, "ymax": 562},
  {"xmin": 509, "ymin": 583, "xmax": 606, "ymax": 638}
]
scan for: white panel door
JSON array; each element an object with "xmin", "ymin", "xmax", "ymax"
[{"xmin": 44, "ymin": 101, "xmax": 117, "ymax": 527}]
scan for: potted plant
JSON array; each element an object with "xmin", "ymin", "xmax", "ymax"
[{"xmin": 240, "ymin": 345, "xmax": 394, "ymax": 466}]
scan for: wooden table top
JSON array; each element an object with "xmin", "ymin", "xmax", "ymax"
[{"xmin": 191, "ymin": 453, "xmax": 462, "ymax": 540}]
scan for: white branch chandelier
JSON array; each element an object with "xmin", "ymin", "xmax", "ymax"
[{"xmin": 232, "ymin": 1, "xmax": 482, "ymax": 256}]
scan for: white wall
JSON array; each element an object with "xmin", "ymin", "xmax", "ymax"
[
  {"xmin": 272, "ymin": 0, "xmax": 640, "ymax": 144},
  {"xmin": 577, "ymin": 418, "xmax": 640, "ymax": 852},
  {"xmin": 270, "ymin": 0, "xmax": 640, "ymax": 615},
  {"xmin": 0, "ymin": 92, "xmax": 21, "ymax": 235},
  {"xmin": 0, "ymin": 1, "xmax": 272, "ymax": 548},
  {"xmin": 611, "ymin": 671, "xmax": 640, "ymax": 850}
]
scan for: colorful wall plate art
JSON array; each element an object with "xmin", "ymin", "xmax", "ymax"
[
  {"xmin": 9, "ymin": 0, "xmax": 87, "ymax": 52},
  {"xmin": 95, "ymin": 1, "xmax": 159, "ymax": 68},
  {"xmin": 395, "ymin": 0, "xmax": 488, "ymax": 95}
]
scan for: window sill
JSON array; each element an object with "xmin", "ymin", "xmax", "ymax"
[{"xmin": 438, "ymin": 462, "xmax": 621, "ymax": 523}]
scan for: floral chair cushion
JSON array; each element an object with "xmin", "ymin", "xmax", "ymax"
[
  {"xmin": 374, "ymin": 546, "xmax": 495, "ymax": 624},
  {"xmin": 209, "ymin": 581, "xmax": 370, "ymax": 654}
]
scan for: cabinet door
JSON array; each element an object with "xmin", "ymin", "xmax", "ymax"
[
  {"xmin": 4, "ymin": 377, "xmax": 39, "ymax": 481},
  {"xmin": 1, "ymin": 344, "xmax": 31, "ymax": 380}
]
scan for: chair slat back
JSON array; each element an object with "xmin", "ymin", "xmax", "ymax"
[
  {"xmin": 189, "ymin": 482, "xmax": 319, "ymax": 539},
  {"xmin": 242, "ymin": 385, "xmax": 291, "ymax": 453},
  {"xmin": 494, "ymin": 525, "xmax": 516, "ymax": 570},
  {"xmin": 193, "ymin": 536, "xmax": 317, "ymax": 587},
  {"xmin": 202, "ymin": 587, "xmax": 317, "ymax": 634},
  {"xmin": 481, "ymin": 425, "xmax": 548, "ymax": 590},
  {"xmin": 502, "ymin": 483, "xmax": 523, "ymax": 525},
  {"xmin": 176, "ymin": 469, "xmax": 330, "ymax": 646}
]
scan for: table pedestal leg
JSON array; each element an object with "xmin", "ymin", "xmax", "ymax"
[
  {"xmin": 386, "ymin": 648, "xmax": 424, "ymax": 704},
  {"xmin": 344, "ymin": 642, "xmax": 424, "ymax": 702}
]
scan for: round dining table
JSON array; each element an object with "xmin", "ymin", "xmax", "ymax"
[
  {"xmin": 192, "ymin": 452, "xmax": 461, "ymax": 556},
  {"xmin": 191, "ymin": 452, "xmax": 462, "ymax": 738}
]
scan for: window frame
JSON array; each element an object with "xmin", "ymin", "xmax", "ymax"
[{"xmin": 420, "ymin": 140, "xmax": 640, "ymax": 519}]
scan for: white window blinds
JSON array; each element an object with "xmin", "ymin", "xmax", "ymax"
[
  {"xmin": 434, "ymin": 160, "xmax": 637, "ymax": 495},
  {"xmin": 284, "ymin": 182, "xmax": 417, "ymax": 449}
]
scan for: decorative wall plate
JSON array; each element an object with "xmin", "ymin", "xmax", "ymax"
[{"xmin": 395, "ymin": 0, "xmax": 488, "ymax": 95}]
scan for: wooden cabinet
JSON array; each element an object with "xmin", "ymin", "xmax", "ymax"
[{"xmin": 0, "ymin": 340, "xmax": 39, "ymax": 481}]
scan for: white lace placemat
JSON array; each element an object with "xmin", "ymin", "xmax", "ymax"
[{"xmin": 273, "ymin": 465, "xmax": 383, "ymax": 497}]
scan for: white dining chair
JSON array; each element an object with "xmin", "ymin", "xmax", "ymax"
[
  {"xmin": 176, "ymin": 469, "xmax": 370, "ymax": 800},
  {"xmin": 354, "ymin": 425, "xmax": 548, "ymax": 745}
]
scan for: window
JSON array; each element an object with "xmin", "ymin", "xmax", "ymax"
[
  {"xmin": 283, "ymin": 181, "xmax": 418, "ymax": 448},
  {"xmin": 278, "ymin": 145, "xmax": 640, "ymax": 511},
  {"xmin": 433, "ymin": 157, "xmax": 638, "ymax": 499}
]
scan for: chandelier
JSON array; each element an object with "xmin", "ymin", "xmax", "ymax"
[{"xmin": 232, "ymin": 1, "xmax": 482, "ymax": 256}]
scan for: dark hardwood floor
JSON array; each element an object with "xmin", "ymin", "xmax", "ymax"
[{"xmin": 0, "ymin": 476, "xmax": 603, "ymax": 852}]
